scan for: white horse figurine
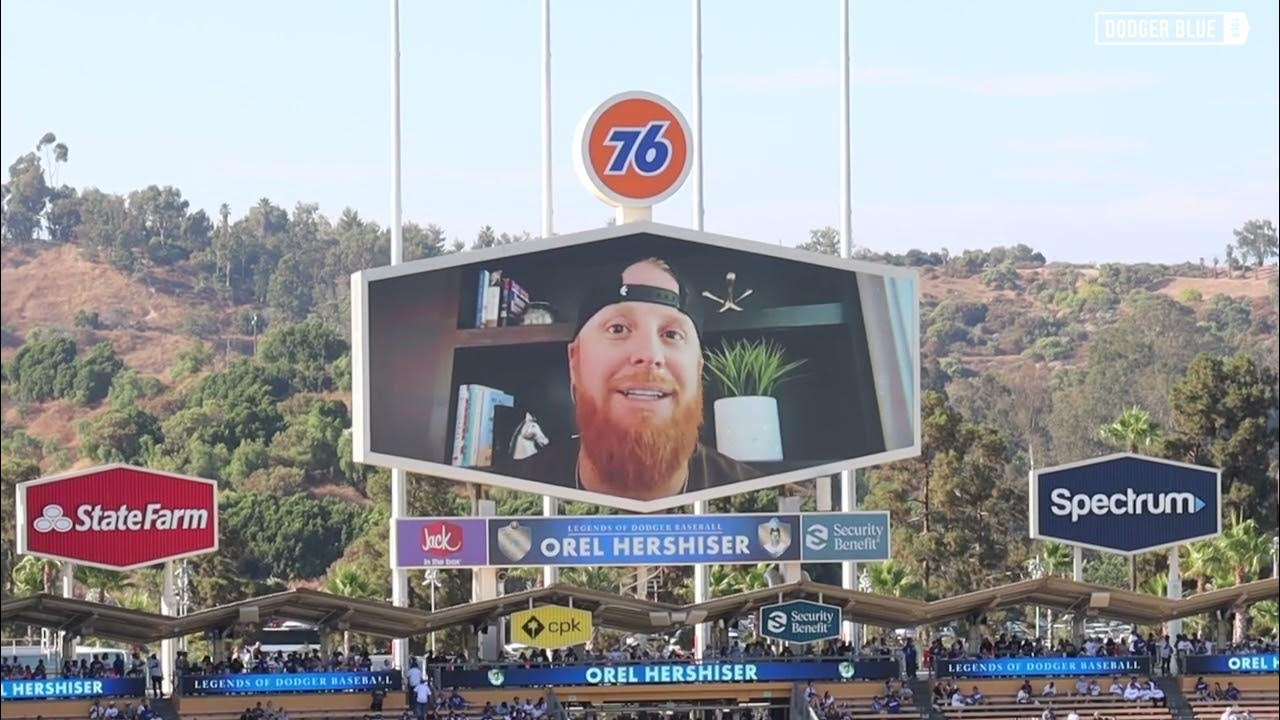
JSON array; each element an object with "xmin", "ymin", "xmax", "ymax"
[{"xmin": 509, "ymin": 412, "xmax": 549, "ymax": 460}]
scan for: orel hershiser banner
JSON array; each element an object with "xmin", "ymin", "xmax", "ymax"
[
  {"xmin": 936, "ymin": 656, "xmax": 1152, "ymax": 678},
  {"xmin": 179, "ymin": 671, "xmax": 402, "ymax": 696},
  {"xmin": 1181, "ymin": 654, "xmax": 1278, "ymax": 674},
  {"xmin": 396, "ymin": 512, "xmax": 890, "ymax": 568},
  {"xmin": 1, "ymin": 677, "xmax": 145, "ymax": 700},
  {"xmin": 439, "ymin": 658, "xmax": 899, "ymax": 688}
]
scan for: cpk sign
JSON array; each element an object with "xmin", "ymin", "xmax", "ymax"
[
  {"xmin": 1030, "ymin": 453, "xmax": 1221, "ymax": 554},
  {"xmin": 17, "ymin": 464, "xmax": 218, "ymax": 571}
]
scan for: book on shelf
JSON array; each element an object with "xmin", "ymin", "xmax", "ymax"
[
  {"xmin": 474, "ymin": 269, "xmax": 532, "ymax": 328},
  {"xmin": 450, "ymin": 383, "xmax": 515, "ymax": 468}
]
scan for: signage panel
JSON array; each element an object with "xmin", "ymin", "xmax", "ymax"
[
  {"xmin": 16, "ymin": 464, "xmax": 219, "ymax": 571},
  {"xmin": 935, "ymin": 656, "xmax": 1152, "ymax": 678},
  {"xmin": 393, "ymin": 513, "xmax": 892, "ymax": 569},
  {"xmin": 1181, "ymin": 654, "xmax": 1277, "ymax": 674},
  {"xmin": 439, "ymin": 658, "xmax": 899, "ymax": 688},
  {"xmin": 354, "ymin": 223, "xmax": 920, "ymax": 513},
  {"xmin": 758, "ymin": 600, "xmax": 842, "ymax": 643},
  {"xmin": 395, "ymin": 517, "xmax": 488, "ymax": 567},
  {"xmin": 1030, "ymin": 454, "xmax": 1221, "ymax": 554},
  {"xmin": 178, "ymin": 671, "xmax": 402, "ymax": 696},
  {"xmin": 801, "ymin": 512, "xmax": 890, "ymax": 561},
  {"xmin": 510, "ymin": 606, "xmax": 594, "ymax": 649},
  {"xmin": 1, "ymin": 677, "xmax": 145, "ymax": 700}
]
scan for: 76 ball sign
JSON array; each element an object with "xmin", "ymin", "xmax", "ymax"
[{"xmin": 575, "ymin": 91, "xmax": 692, "ymax": 208}]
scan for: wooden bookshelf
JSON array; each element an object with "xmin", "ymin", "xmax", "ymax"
[{"xmin": 454, "ymin": 323, "xmax": 575, "ymax": 348}]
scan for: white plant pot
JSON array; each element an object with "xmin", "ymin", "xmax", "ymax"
[{"xmin": 714, "ymin": 396, "xmax": 784, "ymax": 462}]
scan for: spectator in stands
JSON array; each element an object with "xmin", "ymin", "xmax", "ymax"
[
  {"xmin": 105, "ymin": 702, "xmax": 120, "ymax": 719},
  {"xmin": 146, "ymin": 653, "xmax": 162, "ymax": 699},
  {"xmin": 1123, "ymin": 677, "xmax": 1143, "ymax": 702},
  {"xmin": 1145, "ymin": 678, "xmax": 1166, "ymax": 706},
  {"xmin": 1109, "ymin": 677, "xmax": 1124, "ymax": 696},
  {"xmin": 1043, "ymin": 680, "xmax": 1059, "ymax": 697},
  {"xmin": 1194, "ymin": 676, "xmax": 1211, "ymax": 701},
  {"xmin": 1087, "ymin": 679, "xmax": 1101, "ymax": 696},
  {"xmin": 88, "ymin": 699, "xmax": 103, "ymax": 719},
  {"xmin": 1017, "ymin": 680, "xmax": 1033, "ymax": 704},
  {"xmin": 1074, "ymin": 677, "xmax": 1090, "ymax": 695},
  {"xmin": 887, "ymin": 695, "xmax": 902, "ymax": 714},
  {"xmin": 969, "ymin": 686, "xmax": 985, "ymax": 705},
  {"xmin": 446, "ymin": 689, "xmax": 466, "ymax": 710},
  {"xmin": 1067, "ymin": 712, "xmax": 1081, "ymax": 720},
  {"xmin": 1224, "ymin": 682, "xmax": 1240, "ymax": 702},
  {"xmin": 904, "ymin": 639, "xmax": 918, "ymax": 677},
  {"xmin": 1041, "ymin": 707, "xmax": 1057, "ymax": 720},
  {"xmin": 413, "ymin": 676, "xmax": 432, "ymax": 720}
]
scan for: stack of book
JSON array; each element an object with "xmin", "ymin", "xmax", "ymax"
[
  {"xmin": 451, "ymin": 383, "xmax": 515, "ymax": 468},
  {"xmin": 474, "ymin": 270, "xmax": 531, "ymax": 328}
]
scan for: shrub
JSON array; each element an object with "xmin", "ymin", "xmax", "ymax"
[{"xmin": 1178, "ymin": 287, "xmax": 1203, "ymax": 304}]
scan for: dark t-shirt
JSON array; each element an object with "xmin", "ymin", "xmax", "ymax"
[{"xmin": 499, "ymin": 436, "xmax": 761, "ymax": 493}]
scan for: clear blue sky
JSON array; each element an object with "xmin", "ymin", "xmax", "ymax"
[{"xmin": 2, "ymin": 0, "xmax": 1276, "ymax": 263}]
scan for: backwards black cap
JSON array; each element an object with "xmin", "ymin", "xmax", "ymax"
[{"xmin": 573, "ymin": 258, "xmax": 701, "ymax": 339}]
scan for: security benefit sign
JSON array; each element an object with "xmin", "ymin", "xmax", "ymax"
[
  {"xmin": 510, "ymin": 606, "xmax": 593, "ymax": 649},
  {"xmin": 759, "ymin": 600, "xmax": 842, "ymax": 643},
  {"xmin": 1030, "ymin": 453, "xmax": 1221, "ymax": 554},
  {"xmin": 801, "ymin": 512, "xmax": 890, "ymax": 561},
  {"xmin": 353, "ymin": 221, "xmax": 920, "ymax": 514}
]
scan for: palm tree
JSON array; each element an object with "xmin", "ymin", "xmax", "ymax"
[
  {"xmin": 559, "ymin": 566, "xmax": 625, "ymax": 594},
  {"xmin": 11, "ymin": 556, "xmax": 49, "ymax": 597},
  {"xmin": 1037, "ymin": 542, "xmax": 1074, "ymax": 640},
  {"xmin": 1215, "ymin": 517, "xmax": 1274, "ymax": 641},
  {"xmin": 709, "ymin": 564, "xmax": 770, "ymax": 598},
  {"xmin": 77, "ymin": 566, "xmax": 130, "ymax": 605},
  {"xmin": 1140, "ymin": 573, "xmax": 1168, "ymax": 597},
  {"xmin": 865, "ymin": 561, "xmax": 925, "ymax": 599},
  {"xmin": 1183, "ymin": 538, "xmax": 1231, "ymax": 641},
  {"xmin": 326, "ymin": 567, "xmax": 376, "ymax": 655},
  {"xmin": 1249, "ymin": 600, "xmax": 1278, "ymax": 637},
  {"xmin": 1100, "ymin": 406, "xmax": 1162, "ymax": 453}
]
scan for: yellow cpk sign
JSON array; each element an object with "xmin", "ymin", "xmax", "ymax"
[{"xmin": 510, "ymin": 605, "xmax": 592, "ymax": 648}]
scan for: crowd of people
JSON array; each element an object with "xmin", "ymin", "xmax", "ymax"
[
  {"xmin": 802, "ymin": 679, "xmax": 915, "ymax": 720},
  {"xmin": 84, "ymin": 697, "xmax": 161, "ymax": 720},
  {"xmin": 175, "ymin": 647, "xmax": 390, "ymax": 676}
]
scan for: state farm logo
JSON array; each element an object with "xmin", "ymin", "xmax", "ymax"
[
  {"xmin": 33, "ymin": 505, "xmax": 73, "ymax": 533},
  {"xmin": 33, "ymin": 502, "xmax": 210, "ymax": 533},
  {"xmin": 420, "ymin": 521, "xmax": 465, "ymax": 556}
]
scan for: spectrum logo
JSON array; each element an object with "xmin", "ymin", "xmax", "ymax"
[{"xmin": 1050, "ymin": 488, "xmax": 1206, "ymax": 522}]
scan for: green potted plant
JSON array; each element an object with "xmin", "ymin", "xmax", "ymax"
[{"xmin": 703, "ymin": 338, "xmax": 807, "ymax": 461}]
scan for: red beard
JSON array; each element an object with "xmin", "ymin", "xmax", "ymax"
[{"xmin": 575, "ymin": 370, "xmax": 703, "ymax": 499}]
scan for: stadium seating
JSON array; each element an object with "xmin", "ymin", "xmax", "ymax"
[
  {"xmin": 933, "ymin": 679, "xmax": 1176, "ymax": 720},
  {"xmin": 809, "ymin": 681, "xmax": 925, "ymax": 720},
  {"xmin": 1181, "ymin": 675, "xmax": 1279, "ymax": 720}
]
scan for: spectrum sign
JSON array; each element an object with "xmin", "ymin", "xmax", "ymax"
[
  {"xmin": 1030, "ymin": 454, "xmax": 1221, "ymax": 554},
  {"xmin": 17, "ymin": 464, "xmax": 219, "ymax": 571}
]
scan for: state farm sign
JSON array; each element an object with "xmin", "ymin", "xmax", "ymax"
[{"xmin": 17, "ymin": 464, "xmax": 218, "ymax": 571}]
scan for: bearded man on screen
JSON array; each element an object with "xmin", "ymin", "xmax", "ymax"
[{"xmin": 506, "ymin": 257, "xmax": 758, "ymax": 500}]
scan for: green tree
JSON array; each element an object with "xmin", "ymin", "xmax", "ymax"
[
  {"xmin": 1232, "ymin": 219, "xmax": 1278, "ymax": 270},
  {"xmin": 72, "ymin": 342, "xmax": 124, "ymax": 405},
  {"xmin": 1162, "ymin": 354, "xmax": 1279, "ymax": 524},
  {"xmin": 3, "ymin": 151, "xmax": 50, "ymax": 245},
  {"xmin": 798, "ymin": 226, "xmax": 840, "ymax": 256},
  {"xmin": 79, "ymin": 405, "xmax": 162, "ymax": 464},
  {"xmin": 8, "ymin": 330, "xmax": 78, "ymax": 401},
  {"xmin": 1100, "ymin": 406, "xmax": 1162, "ymax": 453},
  {"xmin": 708, "ymin": 564, "xmax": 770, "ymax": 597},
  {"xmin": 325, "ymin": 565, "xmax": 378, "ymax": 655},
  {"xmin": 258, "ymin": 319, "xmax": 348, "ymax": 392},
  {"xmin": 1214, "ymin": 517, "xmax": 1274, "ymax": 640},
  {"xmin": 864, "ymin": 560, "xmax": 925, "ymax": 599}
]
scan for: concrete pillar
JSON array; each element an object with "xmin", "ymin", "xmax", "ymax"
[
  {"xmin": 693, "ymin": 500, "xmax": 710, "ymax": 659},
  {"xmin": 840, "ymin": 470, "xmax": 859, "ymax": 646},
  {"xmin": 472, "ymin": 499, "xmax": 499, "ymax": 661},
  {"xmin": 1072, "ymin": 547, "xmax": 1085, "ymax": 646},
  {"xmin": 1167, "ymin": 547, "xmax": 1183, "ymax": 642},
  {"xmin": 779, "ymin": 497, "xmax": 803, "ymax": 583},
  {"xmin": 161, "ymin": 561, "xmax": 177, "ymax": 696},
  {"xmin": 542, "ymin": 496, "xmax": 559, "ymax": 587},
  {"xmin": 59, "ymin": 563, "xmax": 75, "ymax": 668}
]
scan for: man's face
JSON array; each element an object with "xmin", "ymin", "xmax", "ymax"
[{"xmin": 568, "ymin": 260, "xmax": 703, "ymax": 497}]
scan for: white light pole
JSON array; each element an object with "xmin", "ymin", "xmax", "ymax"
[
  {"xmin": 691, "ymin": 0, "xmax": 710, "ymax": 661},
  {"xmin": 540, "ymin": 0, "xmax": 560, "ymax": 590},
  {"xmin": 388, "ymin": 0, "xmax": 409, "ymax": 674},
  {"xmin": 837, "ymin": 0, "xmax": 859, "ymax": 648}
]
